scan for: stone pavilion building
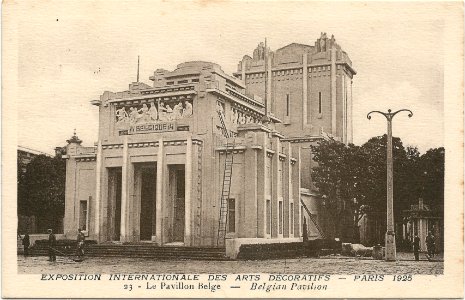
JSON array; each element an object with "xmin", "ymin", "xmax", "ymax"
[{"xmin": 62, "ymin": 33, "xmax": 356, "ymax": 249}]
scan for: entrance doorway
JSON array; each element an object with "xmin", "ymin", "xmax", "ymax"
[
  {"xmin": 139, "ymin": 165, "xmax": 157, "ymax": 241},
  {"xmin": 169, "ymin": 165, "xmax": 185, "ymax": 243},
  {"xmin": 108, "ymin": 168, "xmax": 122, "ymax": 241}
]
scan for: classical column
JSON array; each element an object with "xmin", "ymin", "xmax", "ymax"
[
  {"xmin": 184, "ymin": 136, "xmax": 192, "ymax": 245},
  {"xmin": 302, "ymin": 54, "xmax": 308, "ymax": 128},
  {"xmin": 294, "ymin": 147, "xmax": 302, "ymax": 237},
  {"xmin": 282, "ymin": 142, "xmax": 291, "ymax": 238},
  {"xmin": 330, "ymin": 47, "xmax": 337, "ymax": 136},
  {"xmin": 94, "ymin": 140, "xmax": 103, "ymax": 242},
  {"xmin": 243, "ymin": 136, "xmax": 258, "ymax": 238},
  {"xmin": 288, "ymin": 143, "xmax": 294, "ymax": 238},
  {"xmin": 271, "ymin": 137, "xmax": 280, "ymax": 238},
  {"xmin": 155, "ymin": 138, "xmax": 164, "ymax": 245},
  {"xmin": 256, "ymin": 132, "xmax": 267, "ymax": 238},
  {"xmin": 120, "ymin": 136, "xmax": 129, "ymax": 242}
]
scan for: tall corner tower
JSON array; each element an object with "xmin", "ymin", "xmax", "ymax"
[{"xmin": 234, "ymin": 33, "xmax": 356, "ymax": 144}]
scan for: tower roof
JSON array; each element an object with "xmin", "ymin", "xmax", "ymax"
[{"xmin": 66, "ymin": 129, "xmax": 82, "ymax": 145}]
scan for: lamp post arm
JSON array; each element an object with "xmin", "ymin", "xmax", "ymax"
[
  {"xmin": 367, "ymin": 110, "xmax": 388, "ymax": 120},
  {"xmin": 390, "ymin": 109, "xmax": 413, "ymax": 119}
]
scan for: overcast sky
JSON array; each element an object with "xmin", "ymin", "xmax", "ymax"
[{"xmin": 12, "ymin": 1, "xmax": 450, "ymax": 154}]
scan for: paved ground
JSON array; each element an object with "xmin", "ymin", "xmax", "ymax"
[{"xmin": 18, "ymin": 253, "xmax": 443, "ymax": 275}]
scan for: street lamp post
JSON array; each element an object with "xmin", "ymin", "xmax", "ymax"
[{"xmin": 367, "ymin": 109, "xmax": 413, "ymax": 261}]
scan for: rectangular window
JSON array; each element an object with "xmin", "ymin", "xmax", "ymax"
[
  {"xmin": 290, "ymin": 203, "xmax": 294, "ymax": 235},
  {"xmin": 266, "ymin": 158, "xmax": 272, "ymax": 197},
  {"xmin": 227, "ymin": 198, "xmax": 236, "ymax": 233},
  {"xmin": 318, "ymin": 92, "xmax": 322, "ymax": 114},
  {"xmin": 191, "ymin": 78, "xmax": 199, "ymax": 83},
  {"xmin": 289, "ymin": 165, "xmax": 293, "ymax": 195},
  {"xmin": 278, "ymin": 161, "xmax": 283, "ymax": 198},
  {"xmin": 286, "ymin": 94, "xmax": 290, "ymax": 116},
  {"xmin": 79, "ymin": 200, "xmax": 88, "ymax": 231},
  {"xmin": 301, "ymin": 205, "xmax": 304, "ymax": 236},
  {"xmin": 166, "ymin": 81, "xmax": 174, "ymax": 85},
  {"xmin": 266, "ymin": 200, "xmax": 271, "ymax": 235},
  {"xmin": 177, "ymin": 79, "xmax": 188, "ymax": 84},
  {"xmin": 279, "ymin": 201, "xmax": 283, "ymax": 234}
]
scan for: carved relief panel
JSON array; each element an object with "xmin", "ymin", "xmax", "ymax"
[{"xmin": 114, "ymin": 99, "xmax": 193, "ymax": 132}]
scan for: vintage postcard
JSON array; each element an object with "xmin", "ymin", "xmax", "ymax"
[{"xmin": 2, "ymin": 1, "xmax": 463, "ymax": 298}]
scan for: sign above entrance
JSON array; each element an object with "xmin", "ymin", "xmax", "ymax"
[
  {"xmin": 119, "ymin": 122, "xmax": 177, "ymax": 135},
  {"xmin": 131, "ymin": 122, "xmax": 176, "ymax": 134},
  {"xmin": 115, "ymin": 100, "xmax": 191, "ymax": 135}
]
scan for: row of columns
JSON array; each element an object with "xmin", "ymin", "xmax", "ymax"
[
  {"xmin": 93, "ymin": 136, "xmax": 193, "ymax": 245},
  {"xmin": 247, "ymin": 131, "xmax": 301, "ymax": 239}
]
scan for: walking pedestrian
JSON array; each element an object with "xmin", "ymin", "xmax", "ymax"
[
  {"xmin": 426, "ymin": 231, "xmax": 435, "ymax": 258},
  {"xmin": 48, "ymin": 229, "xmax": 56, "ymax": 262},
  {"xmin": 22, "ymin": 232, "xmax": 30, "ymax": 256},
  {"xmin": 413, "ymin": 234, "xmax": 420, "ymax": 261},
  {"xmin": 76, "ymin": 228, "xmax": 85, "ymax": 258}
]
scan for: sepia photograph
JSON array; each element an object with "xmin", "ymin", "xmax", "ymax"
[{"xmin": 3, "ymin": 1, "xmax": 463, "ymax": 298}]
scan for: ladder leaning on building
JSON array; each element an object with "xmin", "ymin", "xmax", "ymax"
[
  {"xmin": 300, "ymin": 199, "xmax": 326, "ymax": 239},
  {"xmin": 216, "ymin": 108, "xmax": 235, "ymax": 246}
]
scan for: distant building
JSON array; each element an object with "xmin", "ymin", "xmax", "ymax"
[
  {"xmin": 17, "ymin": 146, "xmax": 52, "ymax": 173},
  {"xmin": 400, "ymin": 198, "xmax": 443, "ymax": 252},
  {"xmin": 63, "ymin": 33, "xmax": 355, "ymax": 248}
]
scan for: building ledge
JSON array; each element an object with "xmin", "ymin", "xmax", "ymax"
[
  {"xmin": 282, "ymin": 136, "xmax": 323, "ymax": 143},
  {"xmin": 216, "ymin": 145, "xmax": 247, "ymax": 152},
  {"xmin": 73, "ymin": 154, "xmax": 97, "ymax": 158},
  {"xmin": 106, "ymin": 89, "xmax": 197, "ymax": 104},
  {"xmin": 266, "ymin": 149, "xmax": 275, "ymax": 155},
  {"xmin": 207, "ymin": 88, "xmax": 282, "ymax": 124},
  {"xmin": 272, "ymin": 130, "xmax": 285, "ymax": 139},
  {"xmin": 237, "ymin": 123, "xmax": 272, "ymax": 133}
]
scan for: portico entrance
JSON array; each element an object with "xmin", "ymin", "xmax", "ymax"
[
  {"xmin": 168, "ymin": 165, "xmax": 185, "ymax": 243},
  {"xmin": 135, "ymin": 163, "xmax": 157, "ymax": 241},
  {"xmin": 107, "ymin": 167, "xmax": 122, "ymax": 241}
]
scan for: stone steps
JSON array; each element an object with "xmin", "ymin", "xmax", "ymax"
[{"xmin": 26, "ymin": 243, "xmax": 228, "ymax": 260}]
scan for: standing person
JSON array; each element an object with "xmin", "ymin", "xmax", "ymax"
[
  {"xmin": 302, "ymin": 217, "xmax": 308, "ymax": 243},
  {"xmin": 76, "ymin": 228, "xmax": 85, "ymax": 258},
  {"xmin": 426, "ymin": 231, "xmax": 436, "ymax": 258},
  {"xmin": 22, "ymin": 232, "xmax": 30, "ymax": 257},
  {"xmin": 413, "ymin": 234, "xmax": 420, "ymax": 261},
  {"xmin": 48, "ymin": 229, "xmax": 56, "ymax": 262}
]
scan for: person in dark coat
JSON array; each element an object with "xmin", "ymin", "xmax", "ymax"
[
  {"xmin": 413, "ymin": 234, "xmax": 420, "ymax": 261},
  {"xmin": 426, "ymin": 231, "xmax": 435, "ymax": 257},
  {"xmin": 48, "ymin": 229, "xmax": 56, "ymax": 261},
  {"xmin": 22, "ymin": 232, "xmax": 30, "ymax": 256},
  {"xmin": 302, "ymin": 217, "xmax": 308, "ymax": 243},
  {"xmin": 76, "ymin": 228, "xmax": 85, "ymax": 258}
]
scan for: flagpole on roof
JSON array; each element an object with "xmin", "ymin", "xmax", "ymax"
[
  {"xmin": 263, "ymin": 38, "xmax": 269, "ymax": 124},
  {"xmin": 137, "ymin": 55, "xmax": 140, "ymax": 83}
]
